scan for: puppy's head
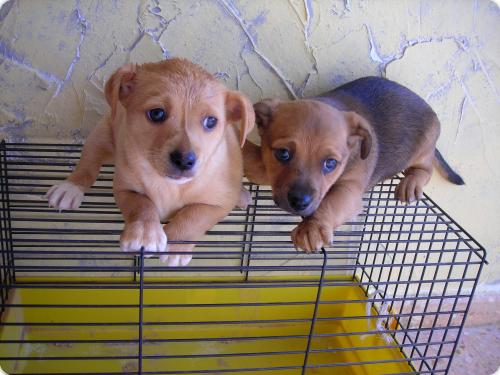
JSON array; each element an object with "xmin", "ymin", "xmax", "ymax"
[
  {"xmin": 253, "ymin": 99, "xmax": 371, "ymax": 216},
  {"xmin": 105, "ymin": 59, "xmax": 254, "ymax": 183}
]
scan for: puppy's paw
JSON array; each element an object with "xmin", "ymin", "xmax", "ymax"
[
  {"xmin": 160, "ymin": 253, "xmax": 193, "ymax": 267},
  {"xmin": 120, "ymin": 221, "xmax": 167, "ymax": 257},
  {"xmin": 46, "ymin": 181, "xmax": 85, "ymax": 211},
  {"xmin": 395, "ymin": 175, "xmax": 423, "ymax": 203},
  {"xmin": 236, "ymin": 187, "xmax": 252, "ymax": 210},
  {"xmin": 291, "ymin": 218, "xmax": 333, "ymax": 253},
  {"xmin": 159, "ymin": 243, "xmax": 194, "ymax": 266}
]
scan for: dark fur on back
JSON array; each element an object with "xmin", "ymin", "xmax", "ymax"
[{"xmin": 317, "ymin": 77, "xmax": 438, "ymax": 184}]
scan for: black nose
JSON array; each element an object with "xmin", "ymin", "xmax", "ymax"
[
  {"xmin": 170, "ymin": 150, "xmax": 196, "ymax": 171},
  {"xmin": 287, "ymin": 188, "xmax": 313, "ymax": 211}
]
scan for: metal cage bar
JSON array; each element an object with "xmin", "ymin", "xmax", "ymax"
[{"xmin": 0, "ymin": 143, "xmax": 487, "ymax": 375}]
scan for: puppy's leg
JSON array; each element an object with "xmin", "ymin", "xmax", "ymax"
[
  {"xmin": 236, "ymin": 186, "xmax": 252, "ymax": 210},
  {"xmin": 292, "ymin": 182, "xmax": 364, "ymax": 252},
  {"xmin": 395, "ymin": 122, "xmax": 438, "ymax": 203},
  {"xmin": 115, "ymin": 190, "xmax": 167, "ymax": 256},
  {"xmin": 243, "ymin": 141, "xmax": 270, "ymax": 185},
  {"xmin": 395, "ymin": 162, "xmax": 433, "ymax": 203},
  {"xmin": 46, "ymin": 121, "xmax": 113, "ymax": 210},
  {"xmin": 161, "ymin": 204, "xmax": 228, "ymax": 266}
]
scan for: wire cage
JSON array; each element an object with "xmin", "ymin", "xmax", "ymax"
[{"xmin": 0, "ymin": 141, "xmax": 487, "ymax": 375}]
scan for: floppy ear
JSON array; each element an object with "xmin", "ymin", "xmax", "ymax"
[
  {"xmin": 345, "ymin": 111, "xmax": 372, "ymax": 160},
  {"xmin": 253, "ymin": 98, "xmax": 280, "ymax": 135},
  {"xmin": 104, "ymin": 64, "xmax": 137, "ymax": 120},
  {"xmin": 225, "ymin": 91, "xmax": 256, "ymax": 148}
]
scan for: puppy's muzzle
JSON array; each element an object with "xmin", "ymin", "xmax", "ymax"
[
  {"xmin": 287, "ymin": 186, "xmax": 313, "ymax": 212},
  {"xmin": 170, "ymin": 150, "xmax": 196, "ymax": 171}
]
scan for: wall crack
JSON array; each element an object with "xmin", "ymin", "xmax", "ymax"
[
  {"xmin": 54, "ymin": 1, "xmax": 89, "ymax": 97},
  {"xmin": 217, "ymin": 0, "xmax": 297, "ymax": 99},
  {"xmin": 0, "ymin": 37, "xmax": 62, "ymax": 88}
]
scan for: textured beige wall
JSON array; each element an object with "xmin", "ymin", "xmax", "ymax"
[{"xmin": 0, "ymin": 0, "xmax": 499, "ymax": 288}]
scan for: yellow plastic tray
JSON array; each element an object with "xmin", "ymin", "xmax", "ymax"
[{"xmin": 1, "ymin": 279, "xmax": 412, "ymax": 374}]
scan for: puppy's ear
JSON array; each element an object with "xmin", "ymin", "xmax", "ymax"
[
  {"xmin": 104, "ymin": 64, "xmax": 137, "ymax": 120},
  {"xmin": 345, "ymin": 112, "xmax": 372, "ymax": 160},
  {"xmin": 253, "ymin": 98, "xmax": 280, "ymax": 133},
  {"xmin": 225, "ymin": 91, "xmax": 256, "ymax": 148}
]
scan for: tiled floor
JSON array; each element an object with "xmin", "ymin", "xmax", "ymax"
[{"xmin": 448, "ymin": 292, "xmax": 500, "ymax": 375}]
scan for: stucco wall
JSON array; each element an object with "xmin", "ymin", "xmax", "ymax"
[{"xmin": 0, "ymin": 0, "xmax": 499, "ymax": 288}]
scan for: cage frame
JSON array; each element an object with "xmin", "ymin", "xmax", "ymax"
[{"xmin": 0, "ymin": 141, "xmax": 487, "ymax": 375}]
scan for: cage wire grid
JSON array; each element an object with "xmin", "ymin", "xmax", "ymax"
[{"xmin": 0, "ymin": 141, "xmax": 487, "ymax": 375}]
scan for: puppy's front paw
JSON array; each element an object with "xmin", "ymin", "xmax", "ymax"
[
  {"xmin": 46, "ymin": 181, "xmax": 85, "ymax": 210},
  {"xmin": 159, "ymin": 243, "xmax": 194, "ymax": 267},
  {"xmin": 291, "ymin": 218, "xmax": 333, "ymax": 253},
  {"xmin": 236, "ymin": 187, "xmax": 252, "ymax": 210},
  {"xmin": 395, "ymin": 174, "xmax": 423, "ymax": 203},
  {"xmin": 120, "ymin": 221, "xmax": 167, "ymax": 257}
]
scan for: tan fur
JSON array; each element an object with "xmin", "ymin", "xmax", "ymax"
[{"xmin": 47, "ymin": 58, "xmax": 254, "ymax": 266}]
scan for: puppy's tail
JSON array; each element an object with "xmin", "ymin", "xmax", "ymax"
[{"xmin": 433, "ymin": 149, "xmax": 465, "ymax": 185}]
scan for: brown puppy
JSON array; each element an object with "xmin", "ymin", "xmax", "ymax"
[
  {"xmin": 244, "ymin": 76, "xmax": 463, "ymax": 252},
  {"xmin": 46, "ymin": 58, "xmax": 254, "ymax": 266}
]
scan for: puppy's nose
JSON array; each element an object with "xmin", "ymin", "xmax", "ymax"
[
  {"xmin": 287, "ymin": 189, "xmax": 313, "ymax": 212},
  {"xmin": 170, "ymin": 150, "xmax": 196, "ymax": 171}
]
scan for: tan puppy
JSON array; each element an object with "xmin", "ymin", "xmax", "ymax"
[
  {"xmin": 46, "ymin": 58, "xmax": 254, "ymax": 266},
  {"xmin": 244, "ymin": 76, "xmax": 464, "ymax": 253}
]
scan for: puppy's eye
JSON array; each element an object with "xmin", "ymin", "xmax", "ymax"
[
  {"xmin": 274, "ymin": 148, "xmax": 291, "ymax": 163},
  {"xmin": 322, "ymin": 158, "xmax": 338, "ymax": 174},
  {"xmin": 147, "ymin": 108, "xmax": 167, "ymax": 123},
  {"xmin": 203, "ymin": 116, "xmax": 218, "ymax": 131}
]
